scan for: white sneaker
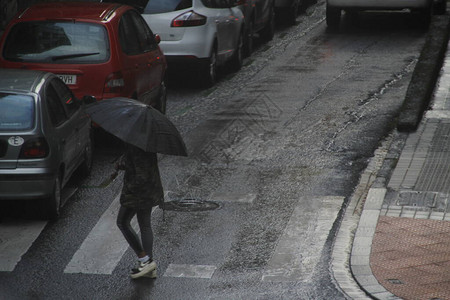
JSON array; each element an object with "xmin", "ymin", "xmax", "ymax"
[{"xmin": 130, "ymin": 260, "xmax": 157, "ymax": 279}]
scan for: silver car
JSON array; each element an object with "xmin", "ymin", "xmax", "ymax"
[{"xmin": 0, "ymin": 69, "xmax": 93, "ymax": 220}]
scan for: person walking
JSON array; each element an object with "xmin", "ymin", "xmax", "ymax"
[
  {"xmin": 114, "ymin": 143, "xmax": 164, "ymax": 279},
  {"xmin": 84, "ymin": 97, "xmax": 187, "ymax": 279}
]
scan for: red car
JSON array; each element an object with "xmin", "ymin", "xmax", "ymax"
[{"xmin": 0, "ymin": 2, "xmax": 168, "ymax": 113}]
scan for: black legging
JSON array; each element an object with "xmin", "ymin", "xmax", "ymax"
[{"xmin": 117, "ymin": 206, "xmax": 153, "ymax": 259}]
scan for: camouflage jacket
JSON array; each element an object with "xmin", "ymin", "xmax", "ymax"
[{"xmin": 118, "ymin": 145, "xmax": 164, "ymax": 209}]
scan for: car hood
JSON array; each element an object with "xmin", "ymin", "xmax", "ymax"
[{"xmin": 101, "ymin": 0, "xmax": 149, "ymax": 13}]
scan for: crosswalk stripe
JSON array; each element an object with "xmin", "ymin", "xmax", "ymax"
[
  {"xmin": 64, "ymin": 193, "xmax": 138, "ymax": 274},
  {"xmin": 262, "ymin": 196, "xmax": 344, "ymax": 282},
  {"xmin": 0, "ymin": 219, "xmax": 47, "ymax": 272},
  {"xmin": 163, "ymin": 264, "xmax": 217, "ymax": 279}
]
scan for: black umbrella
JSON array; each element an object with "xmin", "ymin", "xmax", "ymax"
[{"xmin": 85, "ymin": 97, "xmax": 187, "ymax": 156}]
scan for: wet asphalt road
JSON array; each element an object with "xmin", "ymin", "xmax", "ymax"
[{"xmin": 0, "ymin": 1, "xmax": 433, "ymax": 299}]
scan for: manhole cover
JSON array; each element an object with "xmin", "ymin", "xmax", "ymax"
[{"xmin": 163, "ymin": 199, "xmax": 220, "ymax": 212}]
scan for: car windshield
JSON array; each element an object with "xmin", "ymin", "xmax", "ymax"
[
  {"xmin": 3, "ymin": 21, "xmax": 110, "ymax": 64},
  {"xmin": 144, "ymin": 0, "xmax": 192, "ymax": 14},
  {"xmin": 0, "ymin": 93, "xmax": 35, "ymax": 131}
]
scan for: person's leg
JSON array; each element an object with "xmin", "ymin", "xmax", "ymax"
[
  {"xmin": 116, "ymin": 206, "xmax": 143, "ymax": 256},
  {"xmin": 136, "ymin": 209, "xmax": 154, "ymax": 260}
]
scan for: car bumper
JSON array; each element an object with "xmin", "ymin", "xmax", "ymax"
[
  {"xmin": 158, "ymin": 27, "xmax": 215, "ymax": 59},
  {"xmin": 0, "ymin": 171, "xmax": 55, "ymax": 200},
  {"xmin": 327, "ymin": 0, "xmax": 430, "ymax": 8}
]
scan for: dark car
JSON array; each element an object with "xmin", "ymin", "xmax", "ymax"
[
  {"xmin": 0, "ymin": 69, "xmax": 93, "ymax": 220},
  {"xmin": 236, "ymin": 0, "xmax": 276, "ymax": 56},
  {"xmin": 0, "ymin": 2, "xmax": 168, "ymax": 113},
  {"xmin": 275, "ymin": 0, "xmax": 303, "ymax": 25}
]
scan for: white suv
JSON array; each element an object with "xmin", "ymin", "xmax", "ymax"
[{"xmin": 141, "ymin": 0, "xmax": 245, "ymax": 87}]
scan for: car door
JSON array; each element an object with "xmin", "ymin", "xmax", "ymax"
[
  {"xmin": 208, "ymin": 0, "xmax": 239, "ymax": 58},
  {"xmin": 129, "ymin": 11, "xmax": 165, "ymax": 105},
  {"xmin": 118, "ymin": 10, "xmax": 164, "ymax": 103},
  {"xmin": 44, "ymin": 78, "xmax": 81, "ymax": 186}
]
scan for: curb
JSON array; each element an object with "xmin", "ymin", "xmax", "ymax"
[
  {"xmin": 397, "ymin": 15, "xmax": 450, "ymax": 132},
  {"xmin": 351, "ymin": 188, "xmax": 401, "ymax": 300}
]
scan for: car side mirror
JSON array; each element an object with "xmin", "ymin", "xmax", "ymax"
[
  {"xmin": 154, "ymin": 34, "xmax": 161, "ymax": 44},
  {"xmin": 82, "ymin": 95, "xmax": 96, "ymax": 105}
]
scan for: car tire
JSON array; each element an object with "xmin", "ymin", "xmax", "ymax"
[
  {"xmin": 419, "ymin": 4, "xmax": 433, "ymax": 28},
  {"xmin": 261, "ymin": 7, "xmax": 275, "ymax": 41},
  {"xmin": 244, "ymin": 19, "xmax": 254, "ymax": 57},
  {"xmin": 434, "ymin": 0, "xmax": 447, "ymax": 14},
  {"xmin": 230, "ymin": 32, "xmax": 244, "ymax": 72},
  {"xmin": 326, "ymin": 4, "xmax": 341, "ymax": 29},
  {"xmin": 42, "ymin": 171, "xmax": 62, "ymax": 221},
  {"xmin": 79, "ymin": 133, "xmax": 93, "ymax": 177},
  {"xmin": 287, "ymin": 1, "xmax": 300, "ymax": 25},
  {"xmin": 201, "ymin": 46, "xmax": 217, "ymax": 87}
]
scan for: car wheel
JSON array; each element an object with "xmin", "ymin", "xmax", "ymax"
[
  {"xmin": 434, "ymin": 0, "xmax": 446, "ymax": 14},
  {"xmin": 244, "ymin": 19, "xmax": 254, "ymax": 57},
  {"xmin": 326, "ymin": 4, "xmax": 341, "ymax": 29},
  {"xmin": 42, "ymin": 172, "xmax": 62, "ymax": 220},
  {"xmin": 261, "ymin": 7, "xmax": 275, "ymax": 41},
  {"xmin": 79, "ymin": 133, "xmax": 93, "ymax": 177},
  {"xmin": 201, "ymin": 47, "xmax": 217, "ymax": 87},
  {"xmin": 287, "ymin": 1, "xmax": 300, "ymax": 25},
  {"xmin": 419, "ymin": 4, "xmax": 433, "ymax": 28},
  {"xmin": 230, "ymin": 32, "xmax": 244, "ymax": 72}
]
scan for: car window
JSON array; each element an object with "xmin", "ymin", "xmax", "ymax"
[
  {"xmin": 119, "ymin": 11, "xmax": 158, "ymax": 55},
  {"xmin": 50, "ymin": 78, "xmax": 79, "ymax": 118},
  {"xmin": 201, "ymin": 0, "xmax": 231, "ymax": 8},
  {"xmin": 3, "ymin": 21, "xmax": 110, "ymax": 64},
  {"xmin": 45, "ymin": 85, "xmax": 68, "ymax": 127},
  {"xmin": 129, "ymin": 11, "xmax": 158, "ymax": 52},
  {"xmin": 119, "ymin": 12, "xmax": 142, "ymax": 55},
  {"xmin": 0, "ymin": 93, "xmax": 35, "ymax": 131},
  {"xmin": 144, "ymin": 0, "xmax": 192, "ymax": 14}
]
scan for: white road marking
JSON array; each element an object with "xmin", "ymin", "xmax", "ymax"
[
  {"xmin": 0, "ymin": 219, "xmax": 47, "ymax": 271},
  {"xmin": 163, "ymin": 264, "xmax": 217, "ymax": 279},
  {"xmin": 262, "ymin": 196, "xmax": 344, "ymax": 282},
  {"xmin": 209, "ymin": 192, "xmax": 257, "ymax": 203},
  {"xmin": 64, "ymin": 193, "xmax": 139, "ymax": 274}
]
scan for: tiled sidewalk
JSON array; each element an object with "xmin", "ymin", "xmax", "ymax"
[{"xmin": 366, "ymin": 43, "xmax": 450, "ymax": 299}]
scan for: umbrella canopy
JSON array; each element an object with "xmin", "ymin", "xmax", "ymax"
[{"xmin": 85, "ymin": 97, "xmax": 187, "ymax": 156}]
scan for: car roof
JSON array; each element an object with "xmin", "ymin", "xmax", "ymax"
[
  {"xmin": 0, "ymin": 69, "xmax": 51, "ymax": 94},
  {"xmin": 16, "ymin": 2, "xmax": 130, "ymax": 22}
]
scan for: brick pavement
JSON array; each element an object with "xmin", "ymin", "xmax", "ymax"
[{"xmin": 371, "ymin": 216, "xmax": 450, "ymax": 300}]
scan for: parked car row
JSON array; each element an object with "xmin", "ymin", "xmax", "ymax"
[
  {"xmin": 103, "ymin": 0, "xmax": 281, "ymax": 86},
  {"xmin": 0, "ymin": 0, "xmax": 310, "ymax": 220}
]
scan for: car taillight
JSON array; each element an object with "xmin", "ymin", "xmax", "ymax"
[
  {"xmin": 105, "ymin": 72, "xmax": 125, "ymax": 93},
  {"xmin": 19, "ymin": 138, "xmax": 49, "ymax": 159},
  {"xmin": 171, "ymin": 11, "xmax": 207, "ymax": 27}
]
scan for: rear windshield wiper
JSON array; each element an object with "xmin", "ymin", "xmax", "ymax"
[{"xmin": 51, "ymin": 52, "xmax": 100, "ymax": 61}]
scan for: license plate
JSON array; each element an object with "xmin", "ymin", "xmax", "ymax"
[{"xmin": 57, "ymin": 74, "xmax": 77, "ymax": 85}]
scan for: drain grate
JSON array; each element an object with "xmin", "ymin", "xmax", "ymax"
[{"xmin": 163, "ymin": 198, "xmax": 220, "ymax": 212}]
